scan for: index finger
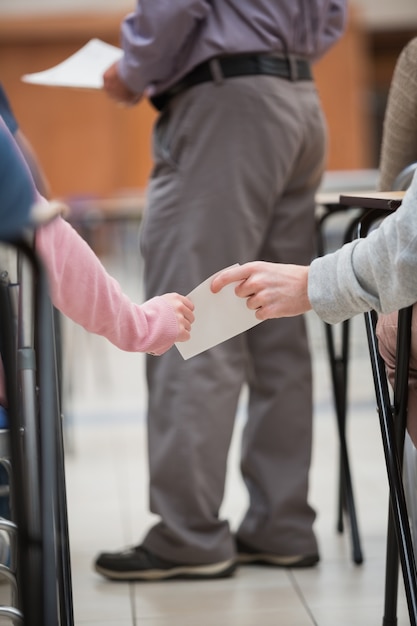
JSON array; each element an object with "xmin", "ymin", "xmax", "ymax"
[{"xmin": 211, "ymin": 265, "xmax": 250, "ymax": 293}]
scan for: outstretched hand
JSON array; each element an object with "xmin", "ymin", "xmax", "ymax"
[
  {"xmin": 102, "ymin": 62, "xmax": 142, "ymax": 106},
  {"xmin": 211, "ymin": 261, "xmax": 312, "ymax": 320},
  {"xmin": 161, "ymin": 293, "xmax": 195, "ymax": 342}
]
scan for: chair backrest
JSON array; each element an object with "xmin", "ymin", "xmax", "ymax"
[{"xmin": 392, "ymin": 162, "xmax": 417, "ymax": 191}]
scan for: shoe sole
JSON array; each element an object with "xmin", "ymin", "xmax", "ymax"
[
  {"xmin": 237, "ymin": 553, "xmax": 319, "ymax": 568},
  {"xmin": 94, "ymin": 558, "xmax": 237, "ymax": 581}
]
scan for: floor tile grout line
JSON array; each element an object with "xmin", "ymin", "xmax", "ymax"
[
  {"xmin": 287, "ymin": 569, "xmax": 319, "ymax": 626},
  {"xmin": 129, "ymin": 583, "xmax": 137, "ymax": 626}
]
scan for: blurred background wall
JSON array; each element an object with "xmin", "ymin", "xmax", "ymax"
[{"xmin": 0, "ymin": 0, "xmax": 416, "ymax": 200}]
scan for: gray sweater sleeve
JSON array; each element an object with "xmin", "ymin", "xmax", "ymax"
[{"xmin": 308, "ymin": 171, "xmax": 417, "ymax": 324}]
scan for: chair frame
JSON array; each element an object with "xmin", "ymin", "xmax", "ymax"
[
  {"xmin": 315, "ymin": 203, "xmax": 366, "ymax": 564},
  {"xmin": 317, "ymin": 187, "xmax": 417, "ymax": 623},
  {"xmin": 357, "ymin": 209, "xmax": 417, "ymax": 626},
  {"xmin": 0, "ymin": 238, "xmax": 74, "ymax": 626}
]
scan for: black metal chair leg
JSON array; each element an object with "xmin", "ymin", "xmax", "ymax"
[
  {"xmin": 381, "ymin": 306, "xmax": 411, "ymax": 626},
  {"xmin": 324, "ymin": 318, "xmax": 363, "ymax": 563},
  {"xmin": 355, "ymin": 208, "xmax": 417, "ymax": 625},
  {"xmin": 383, "ymin": 509, "xmax": 400, "ymax": 626},
  {"xmin": 364, "ymin": 308, "xmax": 417, "ymax": 626},
  {"xmin": 317, "ymin": 206, "xmax": 364, "ymax": 565}
]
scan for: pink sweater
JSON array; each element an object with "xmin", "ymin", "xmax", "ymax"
[
  {"xmin": 37, "ymin": 216, "xmax": 179, "ymax": 353},
  {"xmin": 0, "ymin": 215, "xmax": 179, "ymax": 406}
]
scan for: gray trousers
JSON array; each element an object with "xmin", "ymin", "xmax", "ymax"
[{"xmin": 140, "ymin": 74, "xmax": 327, "ymax": 564}]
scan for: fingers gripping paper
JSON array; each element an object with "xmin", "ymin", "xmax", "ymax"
[{"xmin": 175, "ymin": 268, "xmax": 262, "ymax": 360}]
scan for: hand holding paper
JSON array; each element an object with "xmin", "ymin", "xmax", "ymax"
[
  {"xmin": 102, "ymin": 61, "xmax": 140, "ymax": 105},
  {"xmin": 211, "ymin": 260, "xmax": 312, "ymax": 320},
  {"xmin": 175, "ymin": 266, "xmax": 262, "ymax": 360}
]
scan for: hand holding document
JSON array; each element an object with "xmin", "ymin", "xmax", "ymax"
[
  {"xmin": 22, "ymin": 39, "xmax": 123, "ymax": 90},
  {"xmin": 175, "ymin": 267, "xmax": 262, "ymax": 360}
]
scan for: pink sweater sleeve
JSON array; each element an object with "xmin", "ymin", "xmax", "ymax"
[{"xmin": 35, "ymin": 216, "xmax": 179, "ymax": 355}]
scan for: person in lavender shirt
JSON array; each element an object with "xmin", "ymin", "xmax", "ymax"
[{"xmin": 97, "ymin": 0, "xmax": 348, "ymax": 581}]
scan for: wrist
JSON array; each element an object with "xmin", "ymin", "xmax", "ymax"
[
  {"xmin": 302, "ymin": 266, "xmax": 312, "ymax": 313},
  {"xmin": 299, "ymin": 265, "xmax": 313, "ymax": 313}
]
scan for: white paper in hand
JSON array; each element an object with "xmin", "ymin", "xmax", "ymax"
[
  {"xmin": 22, "ymin": 39, "xmax": 123, "ymax": 90},
  {"xmin": 175, "ymin": 267, "xmax": 262, "ymax": 360}
]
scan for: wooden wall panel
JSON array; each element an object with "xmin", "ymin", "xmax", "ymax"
[
  {"xmin": 0, "ymin": 12, "xmax": 157, "ymax": 199},
  {"xmin": 314, "ymin": 6, "xmax": 373, "ymax": 171}
]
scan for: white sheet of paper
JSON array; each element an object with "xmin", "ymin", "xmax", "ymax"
[
  {"xmin": 21, "ymin": 38, "xmax": 123, "ymax": 89},
  {"xmin": 175, "ymin": 268, "xmax": 262, "ymax": 360}
]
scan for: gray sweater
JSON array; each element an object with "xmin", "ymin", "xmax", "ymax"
[{"xmin": 308, "ymin": 170, "xmax": 417, "ymax": 324}]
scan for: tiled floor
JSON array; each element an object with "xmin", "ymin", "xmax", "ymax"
[{"xmin": 56, "ymin": 226, "xmax": 412, "ymax": 626}]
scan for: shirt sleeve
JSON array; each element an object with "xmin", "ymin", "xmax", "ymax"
[
  {"xmin": 118, "ymin": 0, "xmax": 212, "ymax": 94},
  {"xmin": 35, "ymin": 216, "xmax": 179, "ymax": 355},
  {"xmin": 315, "ymin": 1, "xmax": 349, "ymax": 60},
  {"xmin": 0, "ymin": 84, "xmax": 19, "ymax": 135},
  {"xmin": 0, "ymin": 117, "xmax": 36, "ymax": 239},
  {"xmin": 308, "ymin": 169, "xmax": 417, "ymax": 323}
]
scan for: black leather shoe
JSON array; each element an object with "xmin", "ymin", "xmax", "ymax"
[
  {"xmin": 235, "ymin": 537, "xmax": 319, "ymax": 568},
  {"xmin": 94, "ymin": 544, "xmax": 237, "ymax": 581}
]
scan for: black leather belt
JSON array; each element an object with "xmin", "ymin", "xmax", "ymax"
[{"xmin": 151, "ymin": 54, "xmax": 312, "ymax": 112}]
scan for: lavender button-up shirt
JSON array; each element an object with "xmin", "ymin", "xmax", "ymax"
[{"xmin": 118, "ymin": 0, "xmax": 348, "ymax": 97}]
